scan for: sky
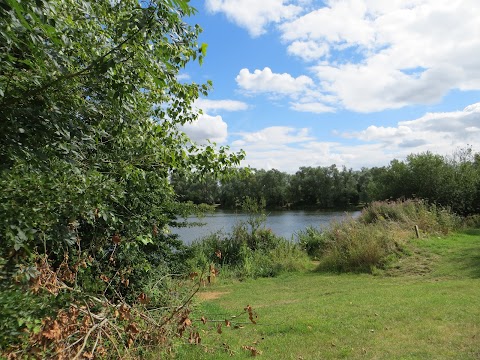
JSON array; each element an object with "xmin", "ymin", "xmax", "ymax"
[{"xmin": 179, "ymin": 0, "xmax": 480, "ymax": 173}]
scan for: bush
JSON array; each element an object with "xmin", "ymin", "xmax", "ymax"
[
  {"xmin": 317, "ymin": 219, "xmax": 407, "ymax": 272},
  {"xmin": 299, "ymin": 200, "xmax": 461, "ymax": 273},
  {"xmin": 463, "ymin": 214, "xmax": 480, "ymax": 228},
  {"xmin": 359, "ymin": 200, "xmax": 461, "ymax": 235},
  {"xmin": 187, "ymin": 227, "xmax": 310, "ymax": 280},
  {"xmin": 297, "ymin": 226, "xmax": 330, "ymax": 259}
]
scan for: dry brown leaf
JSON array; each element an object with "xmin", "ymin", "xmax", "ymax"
[
  {"xmin": 127, "ymin": 336, "xmax": 134, "ymax": 348},
  {"xmin": 126, "ymin": 322, "xmax": 140, "ymax": 335},
  {"xmin": 244, "ymin": 305, "xmax": 257, "ymax": 324},
  {"xmin": 112, "ymin": 234, "xmax": 121, "ymax": 244},
  {"xmin": 242, "ymin": 345, "xmax": 262, "ymax": 356},
  {"xmin": 137, "ymin": 292, "xmax": 149, "ymax": 304},
  {"xmin": 189, "ymin": 272, "xmax": 198, "ymax": 280},
  {"xmin": 119, "ymin": 304, "xmax": 131, "ymax": 321}
]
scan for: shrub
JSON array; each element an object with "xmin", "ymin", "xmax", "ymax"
[
  {"xmin": 187, "ymin": 227, "xmax": 310, "ymax": 280},
  {"xmin": 297, "ymin": 226, "xmax": 330, "ymax": 259},
  {"xmin": 359, "ymin": 200, "xmax": 461, "ymax": 235},
  {"xmin": 300, "ymin": 200, "xmax": 461, "ymax": 273},
  {"xmin": 317, "ymin": 219, "xmax": 406, "ymax": 272}
]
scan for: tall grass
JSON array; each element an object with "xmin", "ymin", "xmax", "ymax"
[
  {"xmin": 298, "ymin": 200, "xmax": 461, "ymax": 273},
  {"xmin": 187, "ymin": 225, "xmax": 311, "ymax": 280}
]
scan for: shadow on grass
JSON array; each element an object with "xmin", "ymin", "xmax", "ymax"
[
  {"xmin": 460, "ymin": 228, "xmax": 480, "ymax": 236},
  {"xmin": 447, "ymin": 229, "xmax": 480, "ymax": 278}
]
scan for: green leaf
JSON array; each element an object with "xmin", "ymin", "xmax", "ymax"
[
  {"xmin": 136, "ymin": 234, "xmax": 153, "ymax": 245},
  {"xmin": 200, "ymin": 43, "xmax": 208, "ymax": 57}
]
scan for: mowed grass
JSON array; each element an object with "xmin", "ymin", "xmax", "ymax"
[{"xmin": 171, "ymin": 230, "xmax": 480, "ymax": 359}]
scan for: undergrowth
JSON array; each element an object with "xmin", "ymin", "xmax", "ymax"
[
  {"xmin": 186, "ymin": 197, "xmax": 311, "ymax": 280},
  {"xmin": 187, "ymin": 226, "xmax": 311, "ymax": 280},
  {"xmin": 298, "ymin": 199, "xmax": 462, "ymax": 273}
]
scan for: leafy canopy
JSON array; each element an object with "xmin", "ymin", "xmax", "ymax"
[{"xmin": 0, "ymin": 0, "xmax": 244, "ymax": 341}]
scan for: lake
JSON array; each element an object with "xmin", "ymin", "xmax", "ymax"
[{"xmin": 173, "ymin": 209, "xmax": 361, "ymax": 244}]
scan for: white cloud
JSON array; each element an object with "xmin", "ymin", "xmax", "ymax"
[
  {"xmin": 231, "ymin": 103, "xmax": 480, "ymax": 172},
  {"xmin": 342, "ymin": 102, "xmax": 480, "ymax": 156},
  {"xmin": 236, "ymin": 67, "xmax": 313, "ymax": 95},
  {"xmin": 205, "ymin": 0, "xmax": 302, "ymax": 37},
  {"xmin": 177, "ymin": 73, "xmax": 191, "ymax": 81},
  {"xmin": 280, "ymin": 0, "xmax": 375, "ymax": 48},
  {"xmin": 195, "ymin": 98, "xmax": 249, "ymax": 112},
  {"xmin": 286, "ymin": 40, "xmax": 330, "ymax": 61},
  {"xmin": 278, "ymin": 0, "xmax": 480, "ymax": 112},
  {"xmin": 400, "ymin": 103, "xmax": 480, "ymax": 139},
  {"xmin": 230, "ymin": 127, "xmax": 346, "ymax": 172},
  {"xmin": 208, "ymin": 1, "xmax": 480, "ymax": 112},
  {"xmin": 290, "ymin": 102, "xmax": 335, "ymax": 113},
  {"xmin": 235, "ymin": 67, "xmax": 336, "ymax": 113},
  {"xmin": 343, "ymin": 125, "xmax": 413, "ymax": 141},
  {"xmin": 232, "ymin": 126, "xmax": 314, "ymax": 148},
  {"xmin": 180, "ymin": 113, "xmax": 228, "ymax": 144}
]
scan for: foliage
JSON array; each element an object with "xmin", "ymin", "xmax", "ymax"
[
  {"xmin": 0, "ymin": 0, "xmax": 244, "ymax": 357},
  {"xmin": 187, "ymin": 198, "xmax": 310, "ymax": 280},
  {"xmin": 369, "ymin": 149, "xmax": 480, "ymax": 215},
  {"xmin": 175, "ymin": 148, "xmax": 480, "ymax": 216},
  {"xmin": 299, "ymin": 200, "xmax": 461, "ymax": 272},
  {"xmin": 297, "ymin": 226, "xmax": 329, "ymax": 259}
]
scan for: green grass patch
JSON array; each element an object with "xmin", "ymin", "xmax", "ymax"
[{"xmin": 170, "ymin": 229, "xmax": 480, "ymax": 359}]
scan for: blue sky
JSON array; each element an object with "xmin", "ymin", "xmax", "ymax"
[{"xmin": 179, "ymin": 0, "xmax": 480, "ymax": 172}]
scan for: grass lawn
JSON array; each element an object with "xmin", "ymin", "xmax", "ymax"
[{"xmin": 172, "ymin": 230, "xmax": 480, "ymax": 359}]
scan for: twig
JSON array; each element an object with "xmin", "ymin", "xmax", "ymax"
[
  {"xmin": 91, "ymin": 328, "xmax": 101, "ymax": 355},
  {"xmin": 103, "ymin": 268, "xmax": 119, "ymax": 296},
  {"xmin": 72, "ymin": 318, "xmax": 107, "ymax": 360},
  {"xmin": 101, "ymin": 328, "xmax": 123, "ymax": 359},
  {"xmin": 159, "ymin": 282, "xmax": 200, "ymax": 328},
  {"xmin": 49, "ymin": 334, "xmax": 84, "ymax": 359},
  {"xmin": 83, "ymin": 299, "xmax": 95, "ymax": 324}
]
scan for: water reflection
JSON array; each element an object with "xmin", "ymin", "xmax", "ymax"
[{"xmin": 173, "ymin": 209, "xmax": 361, "ymax": 244}]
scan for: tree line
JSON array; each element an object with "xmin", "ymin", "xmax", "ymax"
[{"xmin": 172, "ymin": 148, "xmax": 480, "ymax": 216}]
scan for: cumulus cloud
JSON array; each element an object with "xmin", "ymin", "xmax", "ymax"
[
  {"xmin": 280, "ymin": 0, "xmax": 375, "ymax": 48},
  {"xmin": 216, "ymin": 0, "xmax": 480, "ymax": 112},
  {"xmin": 342, "ymin": 102, "xmax": 480, "ymax": 155},
  {"xmin": 343, "ymin": 125, "xmax": 413, "ymax": 141},
  {"xmin": 180, "ymin": 114, "xmax": 228, "ymax": 144},
  {"xmin": 232, "ymin": 126, "xmax": 314, "ymax": 148},
  {"xmin": 400, "ymin": 103, "xmax": 480, "ymax": 139},
  {"xmin": 195, "ymin": 98, "xmax": 249, "ymax": 112},
  {"xmin": 236, "ymin": 67, "xmax": 313, "ymax": 95},
  {"xmin": 235, "ymin": 67, "xmax": 334, "ymax": 113},
  {"xmin": 283, "ymin": 0, "xmax": 480, "ymax": 112},
  {"xmin": 231, "ymin": 103, "xmax": 480, "ymax": 172},
  {"xmin": 286, "ymin": 40, "xmax": 330, "ymax": 61},
  {"xmin": 230, "ymin": 127, "xmax": 346, "ymax": 172},
  {"xmin": 205, "ymin": 0, "xmax": 302, "ymax": 37}
]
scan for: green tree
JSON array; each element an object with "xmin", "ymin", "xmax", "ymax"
[
  {"xmin": 0, "ymin": 0, "xmax": 244, "ymax": 353},
  {"xmin": 256, "ymin": 169, "xmax": 291, "ymax": 208}
]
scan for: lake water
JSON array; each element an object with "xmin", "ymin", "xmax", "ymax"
[{"xmin": 173, "ymin": 209, "xmax": 361, "ymax": 244}]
